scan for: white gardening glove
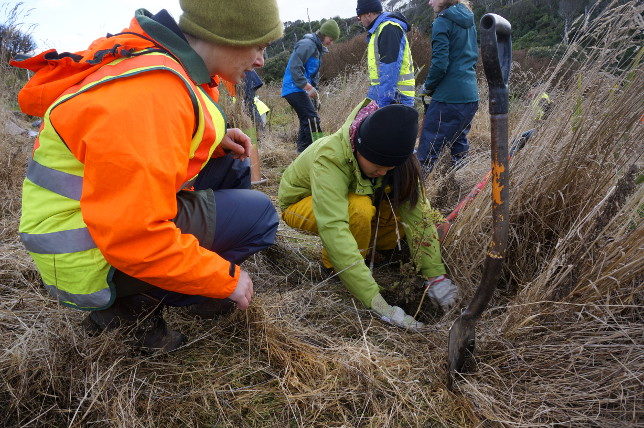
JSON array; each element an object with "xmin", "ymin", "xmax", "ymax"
[
  {"xmin": 303, "ymin": 83, "xmax": 318, "ymax": 99},
  {"xmin": 370, "ymin": 293, "xmax": 424, "ymax": 331},
  {"xmin": 425, "ymin": 275, "xmax": 458, "ymax": 311}
]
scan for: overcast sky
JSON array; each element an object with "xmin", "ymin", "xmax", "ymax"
[{"xmin": 2, "ymin": 0, "xmax": 359, "ymax": 52}]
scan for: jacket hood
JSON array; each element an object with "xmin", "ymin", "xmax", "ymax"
[
  {"xmin": 10, "ymin": 28, "xmax": 154, "ymax": 117},
  {"xmin": 303, "ymin": 33, "xmax": 328, "ymax": 53},
  {"xmin": 438, "ymin": 3, "xmax": 474, "ymax": 29},
  {"xmin": 368, "ymin": 12, "xmax": 411, "ymax": 34},
  {"xmin": 10, "ymin": 9, "xmax": 218, "ymax": 117},
  {"xmin": 387, "ymin": 12, "xmax": 411, "ymax": 30}
]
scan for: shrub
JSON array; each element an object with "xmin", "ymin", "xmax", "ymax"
[
  {"xmin": 527, "ymin": 44, "xmax": 566, "ymax": 59},
  {"xmin": 1, "ymin": 3, "xmax": 35, "ymax": 109},
  {"xmin": 259, "ymin": 50, "xmax": 289, "ymax": 84}
]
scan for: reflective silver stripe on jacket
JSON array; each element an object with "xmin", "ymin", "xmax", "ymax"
[
  {"xmin": 397, "ymin": 85, "xmax": 416, "ymax": 92},
  {"xmin": 26, "ymin": 159, "xmax": 83, "ymax": 201},
  {"xmin": 20, "ymin": 228, "xmax": 96, "ymax": 254},
  {"xmin": 398, "ymin": 73, "xmax": 415, "ymax": 81},
  {"xmin": 44, "ymin": 283, "xmax": 111, "ymax": 308},
  {"xmin": 23, "ymin": 159, "xmax": 95, "ymax": 254}
]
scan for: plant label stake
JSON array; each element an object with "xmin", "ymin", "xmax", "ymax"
[{"xmin": 447, "ymin": 13, "xmax": 512, "ymax": 390}]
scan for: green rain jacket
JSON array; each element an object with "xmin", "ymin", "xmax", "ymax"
[{"xmin": 278, "ymin": 100, "xmax": 446, "ymax": 307}]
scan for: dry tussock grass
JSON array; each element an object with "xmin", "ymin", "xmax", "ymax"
[{"xmin": 1, "ymin": 1, "xmax": 642, "ymax": 426}]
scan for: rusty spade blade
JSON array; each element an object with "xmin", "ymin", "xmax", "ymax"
[
  {"xmin": 447, "ymin": 13, "xmax": 512, "ymax": 390},
  {"xmin": 447, "ymin": 315, "xmax": 475, "ymax": 390}
]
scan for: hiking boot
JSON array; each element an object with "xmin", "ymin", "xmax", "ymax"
[
  {"xmin": 84, "ymin": 294, "xmax": 186, "ymax": 354},
  {"xmin": 186, "ymin": 298, "xmax": 235, "ymax": 319},
  {"xmin": 128, "ymin": 314, "xmax": 187, "ymax": 354}
]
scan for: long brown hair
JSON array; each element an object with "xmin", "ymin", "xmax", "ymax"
[{"xmin": 375, "ymin": 155, "xmax": 423, "ymax": 211}]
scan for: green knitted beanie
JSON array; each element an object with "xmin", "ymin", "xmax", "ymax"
[
  {"xmin": 319, "ymin": 19, "xmax": 340, "ymax": 41},
  {"xmin": 178, "ymin": 0, "xmax": 284, "ymax": 47}
]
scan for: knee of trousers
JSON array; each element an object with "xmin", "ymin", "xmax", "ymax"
[
  {"xmin": 282, "ymin": 196, "xmax": 318, "ymax": 234},
  {"xmin": 347, "ymin": 194, "xmax": 376, "ymax": 228},
  {"xmin": 213, "ymin": 189, "xmax": 278, "ymax": 247},
  {"xmin": 238, "ymin": 190, "xmax": 279, "ymax": 242}
]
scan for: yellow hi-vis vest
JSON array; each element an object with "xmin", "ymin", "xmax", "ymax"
[
  {"xmin": 367, "ymin": 21, "xmax": 415, "ymax": 98},
  {"xmin": 254, "ymin": 97, "xmax": 270, "ymax": 116},
  {"xmin": 19, "ymin": 51, "xmax": 226, "ymax": 311},
  {"xmin": 531, "ymin": 92, "xmax": 552, "ymax": 120}
]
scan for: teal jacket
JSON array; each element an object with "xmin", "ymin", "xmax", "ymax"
[
  {"xmin": 424, "ymin": 3, "xmax": 479, "ymax": 103},
  {"xmin": 278, "ymin": 100, "xmax": 445, "ymax": 307}
]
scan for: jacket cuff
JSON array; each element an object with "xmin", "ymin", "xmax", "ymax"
[
  {"xmin": 421, "ymin": 266, "xmax": 446, "ymax": 279},
  {"xmin": 211, "ymin": 263, "xmax": 240, "ymax": 299}
]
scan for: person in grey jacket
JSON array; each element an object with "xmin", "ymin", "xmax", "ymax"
[
  {"xmin": 418, "ymin": 0, "xmax": 479, "ymax": 172},
  {"xmin": 281, "ymin": 20, "xmax": 340, "ymax": 152}
]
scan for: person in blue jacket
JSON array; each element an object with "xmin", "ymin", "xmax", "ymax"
[
  {"xmin": 282, "ymin": 20, "xmax": 340, "ymax": 152},
  {"xmin": 418, "ymin": 0, "xmax": 479, "ymax": 172},
  {"xmin": 357, "ymin": 0, "xmax": 415, "ymax": 107}
]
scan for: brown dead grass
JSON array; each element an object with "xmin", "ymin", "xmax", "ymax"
[{"xmin": 0, "ymin": 1, "xmax": 642, "ymax": 426}]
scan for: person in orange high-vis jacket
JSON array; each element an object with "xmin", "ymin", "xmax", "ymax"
[{"xmin": 11, "ymin": 1, "xmax": 283, "ymax": 353}]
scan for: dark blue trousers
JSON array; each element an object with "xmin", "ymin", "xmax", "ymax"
[
  {"xmin": 283, "ymin": 91, "xmax": 322, "ymax": 152},
  {"xmin": 114, "ymin": 155, "xmax": 278, "ymax": 306},
  {"xmin": 417, "ymin": 100, "xmax": 478, "ymax": 170}
]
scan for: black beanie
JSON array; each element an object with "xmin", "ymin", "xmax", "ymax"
[
  {"xmin": 356, "ymin": 104, "xmax": 418, "ymax": 167},
  {"xmin": 356, "ymin": 0, "xmax": 383, "ymax": 15}
]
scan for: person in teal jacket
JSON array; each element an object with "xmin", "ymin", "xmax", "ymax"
[
  {"xmin": 278, "ymin": 100, "xmax": 459, "ymax": 331},
  {"xmin": 418, "ymin": 0, "xmax": 479, "ymax": 171}
]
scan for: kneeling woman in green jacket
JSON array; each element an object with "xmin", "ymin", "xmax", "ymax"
[{"xmin": 278, "ymin": 100, "xmax": 458, "ymax": 330}]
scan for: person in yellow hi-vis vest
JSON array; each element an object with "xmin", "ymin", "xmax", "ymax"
[
  {"xmin": 530, "ymin": 91, "xmax": 552, "ymax": 121},
  {"xmin": 237, "ymin": 70, "xmax": 270, "ymax": 185},
  {"xmin": 10, "ymin": 1, "xmax": 283, "ymax": 353},
  {"xmin": 356, "ymin": 0, "xmax": 415, "ymax": 107},
  {"xmin": 254, "ymin": 97, "xmax": 270, "ymax": 129},
  {"xmin": 241, "ymin": 70, "xmax": 267, "ymax": 131}
]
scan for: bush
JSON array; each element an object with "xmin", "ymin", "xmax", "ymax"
[
  {"xmin": 1, "ymin": 2, "xmax": 35, "ymax": 109},
  {"xmin": 1, "ymin": 2, "xmax": 641, "ymax": 427},
  {"xmin": 259, "ymin": 50, "xmax": 289, "ymax": 84},
  {"xmin": 527, "ymin": 44, "xmax": 566, "ymax": 60},
  {"xmin": 0, "ymin": 2, "xmax": 35, "ymax": 61},
  {"xmin": 0, "ymin": 23, "xmax": 35, "ymax": 61},
  {"xmin": 319, "ymin": 33, "xmax": 367, "ymax": 80},
  {"xmin": 513, "ymin": 14, "xmax": 565, "ymax": 50}
]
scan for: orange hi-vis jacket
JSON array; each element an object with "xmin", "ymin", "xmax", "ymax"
[{"xmin": 12, "ymin": 9, "xmax": 241, "ymax": 307}]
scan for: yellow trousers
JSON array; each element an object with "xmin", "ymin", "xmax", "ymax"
[{"xmin": 282, "ymin": 194, "xmax": 403, "ymax": 268}]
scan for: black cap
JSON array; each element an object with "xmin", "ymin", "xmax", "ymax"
[
  {"xmin": 356, "ymin": 104, "xmax": 418, "ymax": 167},
  {"xmin": 356, "ymin": 0, "xmax": 383, "ymax": 16}
]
